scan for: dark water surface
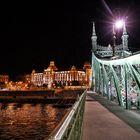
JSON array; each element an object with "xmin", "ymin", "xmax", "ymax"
[{"xmin": 0, "ymin": 103, "xmax": 68, "ymax": 140}]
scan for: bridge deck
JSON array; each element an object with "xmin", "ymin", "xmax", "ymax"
[{"xmin": 82, "ymin": 92, "xmax": 140, "ymax": 140}]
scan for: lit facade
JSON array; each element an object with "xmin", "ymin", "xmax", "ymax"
[
  {"xmin": 53, "ymin": 66, "xmax": 86, "ymax": 85},
  {"xmin": 0, "ymin": 75, "xmax": 9, "ymax": 83},
  {"xmin": 31, "ymin": 61, "xmax": 92, "ymax": 88},
  {"xmin": 31, "ymin": 71, "xmax": 44, "ymax": 86}
]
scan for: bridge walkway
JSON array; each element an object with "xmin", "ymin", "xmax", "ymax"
[{"xmin": 82, "ymin": 92, "xmax": 140, "ymax": 140}]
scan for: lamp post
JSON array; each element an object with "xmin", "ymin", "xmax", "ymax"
[
  {"xmin": 112, "ymin": 24, "xmax": 116, "ymax": 56},
  {"xmin": 112, "ymin": 19, "xmax": 124, "ymax": 56}
]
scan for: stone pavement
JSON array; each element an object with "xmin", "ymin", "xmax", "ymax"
[{"xmin": 82, "ymin": 92, "xmax": 140, "ymax": 140}]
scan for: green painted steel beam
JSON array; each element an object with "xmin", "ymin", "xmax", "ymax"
[
  {"xmin": 110, "ymin": 65, "xmax": 123, "ymax": 107},
  {"xmin": 94, "ymin": 53, "xmax": 140, "ymax": 66}
]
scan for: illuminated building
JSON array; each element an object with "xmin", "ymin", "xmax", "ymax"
[
  {"xmin": 31, "ymin": 70, "xmax": 43, "ymax": 86},
  {"xmin": 0, "ymin": 75, "xmax": 9, "ymax": 83},
  {"xmin": 54, "ymin": 66, "xmax": 86, "ymax": 86},
  {"xmin": 83, "ymin": 62, "xmax": 92, "ymax": 87},
  {"xmin": 24, "ymin": 74, "xmax": 31, "ymax": 83},
  {"xmin": 0, "ymin": 75, "xmax": 9, "ymax": 89},
  {"xmin": 16, "ymin": 74, "xmax": 31, "ymax": 83},
  {"xmin": 31, "ymin": 61, "xmax": 92, "ymax": 88}
]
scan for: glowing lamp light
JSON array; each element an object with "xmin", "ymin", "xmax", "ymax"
[{"xmin": 115, "ymin": 20, "xmax": 124, "ymax": 29}]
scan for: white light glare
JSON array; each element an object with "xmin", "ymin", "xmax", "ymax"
[{"xmin": 115, "ymin": 20, "xmax": 124, "ymax": 29}]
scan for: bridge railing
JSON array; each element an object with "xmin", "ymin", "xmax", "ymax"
[
  {"xmin": 48, "ymin": 90, "xmax": 86, "ymax": 140},
  {"xmin": 92, "ymin": 52, "xmax": 140, "ymax": 109}
]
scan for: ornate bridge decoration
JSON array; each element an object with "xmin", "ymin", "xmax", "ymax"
[{"xmin": 91, "ymin": 22, "xmax": 140, "ymax": 109}]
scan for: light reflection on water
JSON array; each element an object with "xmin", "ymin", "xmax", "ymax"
[{"xmin": 0, "ymin": 103, "xmax": 68, "ymax": 140}]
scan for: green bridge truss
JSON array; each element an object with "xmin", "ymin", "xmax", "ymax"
[{"xmin": 91, "ymin": 22, "xmax": 140, "ymax": 109}]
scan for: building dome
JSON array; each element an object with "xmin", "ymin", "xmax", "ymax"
[
  {"xmin": 71, "ymin": 65, "xmax": 77, "ymax": 71},
  {"xmin": 45, "ymin": 61, "xmax": 58, "ymax": 71},
  {"xmin": 32, "ymin": 69, "xmax": 36, "ymax": 74},
  {"xmin": 83, "ymin": 62, "xmax": 91, "ymax": 69}
]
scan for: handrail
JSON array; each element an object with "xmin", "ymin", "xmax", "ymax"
[{"xmin": 48, "ymin": 90, "xmax": 86, "ymax": 140}]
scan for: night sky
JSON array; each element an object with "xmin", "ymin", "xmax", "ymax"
[{"xmin": 1, "ymin": 0, "xmax": 140, "ymax": 79}]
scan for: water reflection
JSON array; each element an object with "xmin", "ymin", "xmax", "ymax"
[{"xmin": 0, "ymin": 103, "xmax": 68, "ymax": 140}]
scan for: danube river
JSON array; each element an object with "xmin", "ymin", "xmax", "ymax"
[{"xmin": 0, "ymin": 103, "xmax": 68, "ymax": 140}]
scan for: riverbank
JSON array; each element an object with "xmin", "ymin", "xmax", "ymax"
[{"xmin": 0, "ymin": 88, "xmax": 84, "ymax": 103}]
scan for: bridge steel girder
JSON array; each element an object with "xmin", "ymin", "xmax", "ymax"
[
  {"xmin": 102, "ymin": 65, "xmax": 110, "ymax": 99},
  {"xmin": 110, "ymin": 65, "xmax": 123, "ymax": 107},
  {"xmin": 128, "ymin": 64, "xmax": 140, "ymax": 108},
  {"xmin": 92, "ymin": 53, "xmax": 140, "ymax": 109},
  {"xmin": 124, "ymin": 64, "xmax": 131, "ymax": 109}
]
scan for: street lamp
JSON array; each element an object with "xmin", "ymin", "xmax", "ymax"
[
  {"xmin": 115, "ymin": 20, "xmax": 124, "ymax": 29},
  {"xmin": 112, "ymin": 19, "xmax": 124, "ymax": 56}
]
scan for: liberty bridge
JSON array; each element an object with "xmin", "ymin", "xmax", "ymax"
[
  {"xmin": 91, "ymin": 21, "xmax": 140, "ymax": 110},
  {"xmin": 48, "ymin": 21, "xmax": 140, "ymax": 140}
]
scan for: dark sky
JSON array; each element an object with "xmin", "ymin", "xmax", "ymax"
[{"xmin": 1, "ymin": 0, "xmax": 140, "ymax": 79}]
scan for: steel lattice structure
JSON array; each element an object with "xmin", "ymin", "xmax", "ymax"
[{"xmin": 91, "ymin": 22, "xmax": 140, "ymax": 109}]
